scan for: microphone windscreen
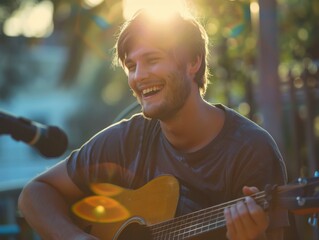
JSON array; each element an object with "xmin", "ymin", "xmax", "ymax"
[{"xmin": 37, "ymin": 126, "xmax": 68, "ymax": 158}]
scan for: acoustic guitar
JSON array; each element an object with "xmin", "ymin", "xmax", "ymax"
[{"xmin": 72, "ymin": 175, "xmax": 319, "ymax": 240}]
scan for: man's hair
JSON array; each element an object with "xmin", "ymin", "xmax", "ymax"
[{"xmin": 113, "ymin": 10, "xmax": 210, "ymax": 96}]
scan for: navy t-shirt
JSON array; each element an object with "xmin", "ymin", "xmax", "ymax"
[{"xmin": 67, "ymin": 104, "xmax": 289, "ymax": 238}]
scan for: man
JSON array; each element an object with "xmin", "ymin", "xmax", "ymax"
[{"xmin": 18, "ymin": 9, "xmax": 289, "ymax": 240}]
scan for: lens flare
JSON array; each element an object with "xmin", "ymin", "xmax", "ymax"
[
  {"xmin": 72, "ymin": 195, "xmax": 130, "ymax": 223},
  {"xmin": 90, "ymin": 182, "xmax": 124, "ymax": 196}
]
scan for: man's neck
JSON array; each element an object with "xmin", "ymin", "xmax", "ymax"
[{"xmin": 159, "ymin": 99, "xmax": 225, "ymax": 153}]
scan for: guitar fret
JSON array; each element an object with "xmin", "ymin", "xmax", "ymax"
[
  {"xmin": 173, "ymin": 214, "xmax": 226, "ymax": 239},
  {"xmin": 150, "ymin": 193, "xmax": 268, "ymax": 240},
  {"xmin": 151, "ymin": 208, "xmax": 227, "ymax": 239}
]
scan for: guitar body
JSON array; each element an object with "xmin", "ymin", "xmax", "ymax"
[
  {"xmin": 72, "ymin": 174, "xmax": 319, "ymax": 240},
  {"xmin": 72, "ymin": 175, "xmax": 179, "ymax": 240}
]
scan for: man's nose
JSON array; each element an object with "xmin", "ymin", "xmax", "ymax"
[{"xmin": 134, "ymin": 63, "xmax": 149, "ymax": 81}]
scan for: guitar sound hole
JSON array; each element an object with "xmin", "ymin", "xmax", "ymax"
[{"xmin": 117, "ymin": 222, "xmax": 152, "ymax": 240}]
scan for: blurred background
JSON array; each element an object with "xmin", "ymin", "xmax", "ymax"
[{"xmin": 0, "ymin": 0, "xmax": 318, "ymax": 239}]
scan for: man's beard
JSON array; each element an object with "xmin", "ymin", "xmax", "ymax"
[{"xmin": 139, "ymin": 74, "xmax": 191, "ymax": 121}]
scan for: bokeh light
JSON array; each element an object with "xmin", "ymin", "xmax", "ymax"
[
  {"xmin": 83, "ymin": 0, "xmax": 104, "ymax": 9},
  {"xmin": 3, "ymin": 0, "xmax": 53, "ymax": 38},
  {"xmin": 294, "ymin": 77, "xmax": 304, "ymax": 89},
  {"xmin": 238, "ymin": 102, "xmax": 251, "ymax": 116},
  {"xmin": 315, "ymin": 115, "xmax": 319, "ymax": 138},
  {"xmin": 250, "ymin": 1, "xmax": 259, "ymax": 15}
]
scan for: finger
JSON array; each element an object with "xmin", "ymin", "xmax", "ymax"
[
  {"xmin": 227, "ymin": 201, "xmax": 250, "ymax": 240},
  {"xmin": 224, "ymin": 207, "xmax": 236, "ymax": 239},
  {"xmin": 242, "ymin": 186, "xmax": 259, "ymax": 196},
  {"xmin": 236, "ymin": 198, "xmax": 255, "ymax": 225},
  {"xmin": 245, "ymin": 197, "xmax": 269, "ymax": 230},
  {"xmin": 232, "ymin": 197, "xmax": 269, "ymax": 239},
  {"xmin": 232, "ymin": 200, "xmax": 252, "ymax": 239},
  {"xmin": 231, "ymin": 198, "xmax": 267, "ymax": 240}
]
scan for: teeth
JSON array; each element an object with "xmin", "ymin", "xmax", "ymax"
[{"xmin": 142, "ymin": 86, "xmax": 161, "ymax": 95}]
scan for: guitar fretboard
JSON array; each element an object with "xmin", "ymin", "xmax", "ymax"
[{"xmin": 149, "ymin": 192, "xmax": 268, "ymax": 240}]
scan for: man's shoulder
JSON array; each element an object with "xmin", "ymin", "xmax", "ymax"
[{"xmin": 219, "ymin": 104, "xmax": 276, "ymax": 145}]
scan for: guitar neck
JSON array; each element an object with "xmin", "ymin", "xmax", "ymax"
[{"xmin": 149, "ymin": 191, "xmax": 269, "ymax": 240}]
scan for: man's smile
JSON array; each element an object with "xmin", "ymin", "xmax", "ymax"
[{"xmin": 141, "ymin": 85, "xmax": 164, "ymax": 97}]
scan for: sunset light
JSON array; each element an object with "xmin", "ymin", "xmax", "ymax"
[{"xmin": 122, "ymin": 0, "xmax": 189, "ymax": 21}]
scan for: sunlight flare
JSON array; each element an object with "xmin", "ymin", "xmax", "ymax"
[{"xmin": 122, "ymin": 0, "xmax": 188, "ymax": 21}]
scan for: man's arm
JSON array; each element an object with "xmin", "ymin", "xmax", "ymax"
[{"xmin": 18, "ymin": 160, "xmax": 98, "ymax": 240}]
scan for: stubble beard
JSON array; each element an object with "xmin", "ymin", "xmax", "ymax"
[{"xmin": 140, "ymin": 74, "xmax": 191, "ymax": 121}]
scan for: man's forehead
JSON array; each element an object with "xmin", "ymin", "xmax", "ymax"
[{"xmin": 124, "ymin": 37, "xmax": 168, "ymax": 60}]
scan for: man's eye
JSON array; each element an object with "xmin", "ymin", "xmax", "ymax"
[
  {"xmin": 127, "ymin": 65, "xmax": 136, "ymax": 71},
  {"xmin": 148, "ymin": 58, "xmax": 160, "ymax": 64}
]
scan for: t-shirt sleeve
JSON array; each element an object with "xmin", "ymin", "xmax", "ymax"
[
  {"xmin": 66, "ymin": 125, "xmax": 124, "ymax": 194},
  {"xmin": 65, "ymin": 116, "xmax": 145, "ymax": 194}
]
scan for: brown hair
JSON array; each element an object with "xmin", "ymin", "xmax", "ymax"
[{"xmin": 113, "ymin": 10, "xmax": 210, "ymax": 96}]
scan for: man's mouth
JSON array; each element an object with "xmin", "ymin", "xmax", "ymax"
[{"xmin": 142, "ymin": 86, "xmax": 163, "ymax": 97}]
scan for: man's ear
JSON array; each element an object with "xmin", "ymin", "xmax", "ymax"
[{"xmin": 187, "ymin": 55, "xmax": 202, "ymax": 75}]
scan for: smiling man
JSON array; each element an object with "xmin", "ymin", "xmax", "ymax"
[{"xmin": 18, "ymin": 9, "xmax": 289, "ymax": 240}]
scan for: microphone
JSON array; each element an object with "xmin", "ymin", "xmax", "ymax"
[{"xmin": 0, "ymin": 110, "xmax": 68, "ymax": 158}]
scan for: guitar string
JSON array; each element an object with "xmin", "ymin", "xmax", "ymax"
[
  {"xmin": 151, "ymin": 193, "xmax": 266, "ymax": 233},
  {"xmin": 151, "ymin": 212, "xmax": 226, "ymax": 240},
  {"xmin": 149, "ymin": 192, "xmax": 268, "ymax": 239},
  {"xmin": 151, "ymin": 191, "xmax": 266, "ymax": 230},
  {"xmin": 150, "ymin": 182, "xmax": 310, "ymax": 239},
  {"xmin": 150, "ymin": 180, "xmax": 319, "ymax": 240},
  {"xmin": 151, "ymin": 205, "xmax": 258, "ymax": 240},
  {"xmin": 151, "ymin": 194, "xmax": 267, "ymax": 240}
]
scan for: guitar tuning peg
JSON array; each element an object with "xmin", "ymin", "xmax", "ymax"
[
  {"xmin": 297, "ymin": 177, "xmax": 307, "ymax": 184},
  {"xmin": 296, "ymin": 196, "xmax": 306, "ymax": 206},
  {"xmin": 308, "ymin": 213, "xmax": 319, "ymax": 228}
]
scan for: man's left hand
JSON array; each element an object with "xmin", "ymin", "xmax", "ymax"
[{"xmin": 224, "ymin": 186, "xmax": 269, "ymax": 240}]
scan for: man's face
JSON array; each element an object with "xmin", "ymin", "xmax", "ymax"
[{"xmin": 124, "ymin": 39, "xmax": 192, "ymax": 120}]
